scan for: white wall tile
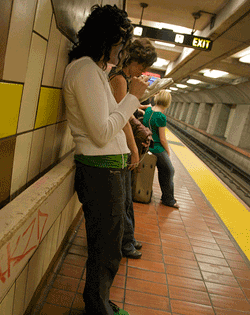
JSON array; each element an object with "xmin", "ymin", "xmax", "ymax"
[
  {"xmin": 17, "ymin": 33, "xmax": 47, "ymax": 133},
  {"xmin": 42, "ymin": 16, "xmax": 62, "ymax": 86},
  {"xmin": 11, "ymin": 133, "xmax": 33, "ymax": 195},
  {"xmin": 52, "ymin": 122, "xmax": 66, "ymax": 164},
  {"xmin": 42, "ymin": 233, "xmax": 51, "ymax": 274},
  {"xmin": 27, "ymin": 128, "xmax": 46, "ymax": 182},
  {"xmin": 0, "ymin": 284, "xmax": 15, "ymax": 315},
  {"xmin": 59, "ymin": 124, "xmax": 73, "ymax": 158},
  {"xmin": 54, "ymin": 36, "xmax": 71, "ymax": 88},
  {"xmin": 40, "ymin": 124, "xmax": 56, "ymax": 172},
  {"xmin": 3, "ymin": 0, "xmax": 37, "ymax": 82},
  {"xmin": 12, "ymin": 266, "xmax": 28, "ymax": 315},
  {"xmin": 50, "ymin": 215, "xmax": 61, "ymax": 260},
  {"xmin": 56, "ymin": 213, "xmax": 64, "ymax": 249},
  {"xmin": 34, "ymin": 0, "xmax": 53, "ymax": 39},
  {"xmin": 24, "ymin": 237, "xmax": 47, "ymax": 310}
]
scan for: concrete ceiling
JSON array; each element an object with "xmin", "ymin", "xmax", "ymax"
[{"xmin": 125, "ymin": 0, "xmax": 250, "ymax": 99}]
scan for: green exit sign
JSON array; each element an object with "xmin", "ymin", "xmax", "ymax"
[{"xmin": 133, "ymin": 25, "xmax": 213, "ymax": 51}]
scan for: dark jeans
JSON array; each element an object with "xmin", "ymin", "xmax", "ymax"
[
  {"xmin": 122, "ymin": 168, "xmax": 136, "ymax": 254},
  {"xmin": 74, "ymin": 161, "xmax": 125, "ymax": 315},
  {"xmin": 153, "ymin": 150, "xmax": 176, "ymax": 206}
]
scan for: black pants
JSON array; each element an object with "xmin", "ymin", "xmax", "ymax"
[
  {"xmin": 122, "ymin": 168, "xmax": 136, "ymax": 254},
  {"xmin": 74, "ymin": 162, "xmax": 125, "ymax": 315}
]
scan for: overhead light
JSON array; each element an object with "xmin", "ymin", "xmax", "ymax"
[
  {"xmin": 203, "ymin": 70, "xmax": 228, "ymax": 78},
  {"xmin": 187, "ymin": 79, "xmax": 201, "ymax": 84},
  {"xmin": 155, "ymin": 41, "xmax": 175, "ymax": 48},
  {"xmin": 176, "ymin": 84, "xmax": 188, "ymax": 88},
  {"xmin": 134, "ymin": 26, "xmax": 143, "ymax": 36},
  {"xmin": 153, "ymin": 57, "xmax": 169, "ymax": 67},
  {"xmin": 165, "ymin": 89, "xmax": 171, "ymax": 92},
  {"xmin": 170, "ymin": 87, "xmax": 178, "ymax": 91},
  {"xmin": 239, "ymin": 54, "xmax": 250, "ymax": 64}
]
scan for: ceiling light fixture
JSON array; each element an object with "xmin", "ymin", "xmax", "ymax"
[
  {"xmin": 170, "ymin": 87, "xmax": 178, "ymax": 91},
  {"xmin": 153, "ymin": 57, "xmax": 169, "ymax": 67},
  {"xmin": 203, "ymin": 70, "xmax": 228, "ymax": 78},
  {"xmin": 187, "ymin": 79, "xmax": 201, "ymax": 84},
  {"xmin": 176, "ymin": 84, "xmax": 188, "ymax": 88},
  {"xmin": 134, "ymin": 26, "xmax": 143, "ymax": 36},
  {"xmin": 239, "ymin": 54, "xmax": 250, "ymax": 64}
]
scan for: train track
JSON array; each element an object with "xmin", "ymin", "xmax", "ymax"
[{"xmin": 167, "ymin": 121, "xmax": 250, "ymax": 208}]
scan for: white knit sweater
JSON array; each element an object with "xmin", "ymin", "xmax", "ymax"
[{"xmin": 63, "ymin": 57, "xmax": 139, "ymax": 156}]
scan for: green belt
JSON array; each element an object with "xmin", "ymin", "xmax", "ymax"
[{"xmin": 74, "ymin": 154, "xmax": 128, "ymax": 169}]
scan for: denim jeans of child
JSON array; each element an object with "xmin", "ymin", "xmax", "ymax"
[
  {"xmin": 152, "ymin": 150, "xmax": 176, "ymax": 206},
  {"xmin": 122, "ymin": 168, "xmax": 136, "ymax": 254}
]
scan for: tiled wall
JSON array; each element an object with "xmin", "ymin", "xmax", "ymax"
[
  {"xmin": 0, "ymin": 0, "xmax": 74, "ymax": 208},
  {"xmin": 0, "ymin": 0, "xmax": 79, "ymax": 313},
  {"xmin": 0, "ymin": 0, "xmax": 124, "ymax": 314},
  {"xmin": 0, "ymin": 154, "xmax": 81, "ymax": 314}
]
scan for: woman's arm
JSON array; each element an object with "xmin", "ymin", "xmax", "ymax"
[
  {"xmin": 159, "ymin": 127, "xmax": 170, "ymax": 156},
  {"xmin": 110, "ymin": 75, "xmax": 139, "ymax": 169},
  {"xmin": 123, "ymin": 122, "xmax": 139, "ymax": 170},
  {"xmin": 66, "ymin": 64, "xmax": 140, "ymax": 147}
]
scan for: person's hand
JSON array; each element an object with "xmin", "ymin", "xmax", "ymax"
[
  {"xmin": 129, "ymin": 76, "xmax": 149, "ymax": 100},
  {"xmin": 128, "ymin": 151, "xmax": 140, "ymax": 171}
]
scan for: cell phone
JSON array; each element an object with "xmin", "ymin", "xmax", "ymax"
[{"xmin": 148, "ymin": 76, "xmax": 158, "ymax": 86}]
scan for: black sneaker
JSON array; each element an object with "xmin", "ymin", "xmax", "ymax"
[
  {"xmin": 134, "ymin": 240, "xmax": 142, "ymax": 250},
  {"xmin": 123, "ymin": 248, "xmax": 142, "ymax": 259}
]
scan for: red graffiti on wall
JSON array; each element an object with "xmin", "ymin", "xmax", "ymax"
[{"xmin": 0, "ymin": 209, "xmax": 48, "ymax": 284}]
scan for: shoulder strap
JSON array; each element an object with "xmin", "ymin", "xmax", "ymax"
[{"xmin": 148, "ymin": 110, "xmax": 155, "ymax": 131}]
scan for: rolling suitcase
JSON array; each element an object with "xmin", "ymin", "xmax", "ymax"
[{"xmin": 131, "ymin": 152, "xmax": 157, "ymax": 204}]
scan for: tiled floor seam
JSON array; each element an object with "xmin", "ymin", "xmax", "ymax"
[
  {"xmin": 174, "ymin": 183, "xmax": 219, "ymax": 314},
  {"xmin": 122, "ymin": 257, "xmax": 129, "ymax": 309},
  {"xmin": 154, "ymin": 195, "xmax": 173, "ymax": 315}
]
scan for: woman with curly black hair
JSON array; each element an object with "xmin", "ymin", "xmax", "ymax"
[
  {"xmin": 63, "ymin": 5, "xmax": 149, "ymax": 315},
  {"xmin": 109, "ymin": 38, "xmax": 157, "ymax": 259}
]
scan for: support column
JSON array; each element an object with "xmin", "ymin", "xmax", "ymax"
[
  {"xmin": 185, "ymin": 103, "xmax": 199, "ymax": 125},
  {"xmin": 179, "ymin": 103, "xmax": 189, "ymax": 121},
  {"xmin": 226, "ymin": 105, "xmax": 250, "ymax": 149},
  {"xmin": 174, "ymin": 103, "xmax": 183, "ymax": 119},
  {"xmin": 206, "ymin": 104, "xmax": 230, "ymax": 138},
  {"xmin": 169, "ymin": 102, "xmax": 176, "ymax": 117},
  {"xmin": 194, "ymin": 103, "xmax": 213, "ymax": 131}
]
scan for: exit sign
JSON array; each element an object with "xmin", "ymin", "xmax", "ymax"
[{"xmin": 133, "ymin": 25, "xmax": 213, "ymax": 51}]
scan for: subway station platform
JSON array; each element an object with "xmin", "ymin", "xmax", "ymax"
[{"xmin": 31, "ymin": 131, "xmax": 250, "ymax": 315}]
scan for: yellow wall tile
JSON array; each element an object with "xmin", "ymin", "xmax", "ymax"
[
  {"xmin": 35, "ymin": 87, "xmax": 61, "ymax": 129},
  {"xmin": 0, "ymin": 82, "xmax": 23, "ymax": 138}
]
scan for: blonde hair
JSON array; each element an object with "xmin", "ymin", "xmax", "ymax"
[{"xmin": 154, "ymin": 90, "xmax": 172, "ymax": 108}]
